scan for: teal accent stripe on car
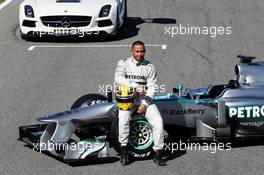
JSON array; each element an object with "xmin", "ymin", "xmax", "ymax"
[{"xmin": 153, "ymin": 95, "xmax": 217, "ymax": 103}]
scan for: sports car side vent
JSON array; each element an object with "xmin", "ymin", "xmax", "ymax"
[
  {"xmin": 98, "ymin": 20, "xmax": 113, "ymax": 27},
  {"xmin": 22, "ymin": 20, "xmax": 36, "ymax": 27},
  {"xmin": 40, "ymin": 16, "xmax": 92, "ymax": 28}
]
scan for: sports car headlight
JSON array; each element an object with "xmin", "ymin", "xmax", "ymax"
[
  {"xmin": 99, "ymin": 5, "xmax": 111, "ymax": 17},
  {"xmin": 24, "ymin": 5, "xmax": 34, "ymax": 18}
]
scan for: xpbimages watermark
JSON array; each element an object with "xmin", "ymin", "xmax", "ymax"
[
  {"xmin": 98, "ymin": 82, "xmax": 167, "ymax": 95},
  {"xmin": 32, "ymin": 25, "xmax": 100, "ymax": 37},
  {"xmin": 164, "ymin": 141, "xmax": 231, "ymax": 154},
  {"xmin": 164, "ymin": 24, "xmax": 232, "ymax": 38},
  {"xmin": 32, "ymin": 140, "xmax": 102, "ymax": 153}
]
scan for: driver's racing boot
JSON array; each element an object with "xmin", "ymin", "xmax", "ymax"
[
  {"xmin": 153, "ymin": 150, "xmax": 166, "ymax": 166},
  {"xmin": 120, "ymin": 146, "xmax": 129, "ymax": 166}
]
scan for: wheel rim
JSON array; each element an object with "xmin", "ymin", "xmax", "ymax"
[{"xmin": 129, "ymin": 120, "xmax": 153, "ymax": 150}]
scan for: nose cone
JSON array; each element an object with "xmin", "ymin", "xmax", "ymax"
[{"xmin": 36, "ymin": 102, "xmax": 117, "ymax": 123}]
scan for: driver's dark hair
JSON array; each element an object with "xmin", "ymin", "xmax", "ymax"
[{"xmin": 132, "ymin": 40, "xmax": 145, "ymax": 48}]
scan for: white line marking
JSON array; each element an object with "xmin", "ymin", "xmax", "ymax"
[
  {"xmin": 162, "ymin": 45, "xmax": 167, "ymax": 50},
  {"xmin": 28, "ymin": 44, "xmax": 167, "ymax": 51},
  {"xmin": 0, "ymin": 0, "xmax": 13, "ymax": 11},
  {"xmin": 28, "ymin": 46, "xmax": 35, "ymax": 51}
]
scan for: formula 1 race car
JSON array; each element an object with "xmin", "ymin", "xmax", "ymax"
[{"xmin": 19, "ymin": 55, "xmax": 264, "ymax": 162}]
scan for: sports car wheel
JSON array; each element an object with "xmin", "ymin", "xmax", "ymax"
[
  {"xmin": 110, "ymin": 115, "xmax": 154, "ymax": 159},
  {"xmin": 20, "ymin": 30, "xmax": 38, "ymax": 41},
  {"xmin": 124, "ymin": 0, "xmax": 127, "ymax": 19},
  {"xmin": 108, "ymin": 10, "xmax": 120, "ymax": 40},
  {"xmin": 20, "ymin": 30, "xmax": 32, "ymax": 41},
  {"xmin": 71, "ymin": 93, "xmax": 107, "ymax": 109},
  {"xmin": 20, "ymin": 30, "xmax": 27, "ymax": 40}
]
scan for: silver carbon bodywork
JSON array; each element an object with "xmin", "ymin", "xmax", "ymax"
[
  {"xmin": 19, "ymin": 55, "xmax": 264, "ymax": 161},
  {"xmin": 19, "ymin": 102, "xmax": 116, "ymax": 161},
  {"xmin": 38, "ymin": 102, "xmax": 115, "ymax": 143},
  {"xmin": 236, "ymin": 62, "xmax": 264, "ymax": 87}
]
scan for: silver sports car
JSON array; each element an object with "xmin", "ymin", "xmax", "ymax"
[{"xmin": 19, "ymin": 0, "xmax": 127, "ymax": 40}]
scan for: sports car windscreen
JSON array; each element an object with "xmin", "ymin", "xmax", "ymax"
[{"xmin": 56, "ymin": 0, "xmax": 81, "ymax": 2}]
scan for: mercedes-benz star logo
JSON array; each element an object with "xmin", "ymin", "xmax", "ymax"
[{"xmin": 61, "ymin": 17, "xmax": 71, "ymax": 27}]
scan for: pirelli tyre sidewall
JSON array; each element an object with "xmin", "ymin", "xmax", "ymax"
[{"xmin": 111, "ymin": 115, "xmax": 154, "ymax": 159}]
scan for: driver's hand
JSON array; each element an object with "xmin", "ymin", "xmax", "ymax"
[
  {"xmin": 136, "ymin": 85, "xmax": 146, "ymax": 96},
  {"xmin": 137, "ymin": 104, "xmax": 147, "ymax": 115}
]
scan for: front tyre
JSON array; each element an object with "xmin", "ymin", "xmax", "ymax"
[
  {"xmin": 20, "ymin": 30, "xmax": 39, "ymax": 41},
  {"xmin": 20, "ymin": 30, "xmax": 29, "ymax": 40},
  {"xmin": 71, "ymin": 94, "xmax": 108, "ymax": 140},
  {"xmin": 108, "ymin": 10, "xmax": 120, "ymax": 41},
  {"xmin": 124, "ymin": 0, "xmax": 127, "ymax": 20},
  {"xmin": 110, "ymin": 115, "xmax": 154, "ymax": 159}
]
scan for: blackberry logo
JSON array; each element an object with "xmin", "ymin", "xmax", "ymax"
[{"xmin": 161, "ymin": 108, "xmax": 206, "ymax": 116}]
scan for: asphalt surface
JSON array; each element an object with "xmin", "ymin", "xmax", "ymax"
[{"xmin": 1, "ymin": 0, "xmax": 264, "ymax": 174}]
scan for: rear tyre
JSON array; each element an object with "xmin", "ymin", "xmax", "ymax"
[{"xmin": 110, "ymin": 115, "xmax": 154, "ymax": 159}]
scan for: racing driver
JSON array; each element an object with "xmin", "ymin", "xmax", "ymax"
[{"xmin": 114, "ymin": 40, "xmax": 166, "ymax": 166}]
